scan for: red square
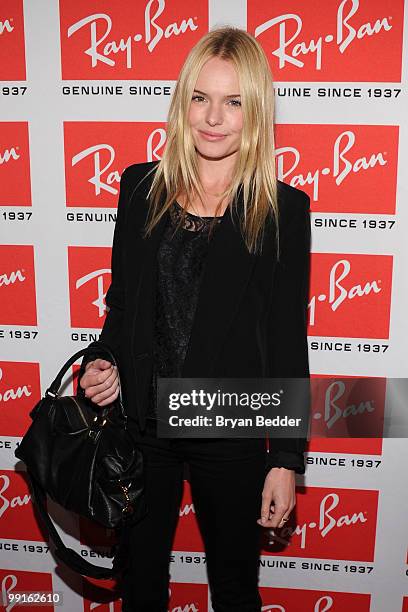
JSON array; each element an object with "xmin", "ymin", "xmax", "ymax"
[
  {"xmin": 0, "ymin": 470, "xmax": 46, "ymax": 542},
  {"xmin": 0, "ymin": 245, "xmax": 37, "ymax": 326},
  {"xmin": 0, "ymin": 570, "xmax": 53, "ymax": 610},
  {"xmin": 173, "ymin": 480, "xmax": 205, "ymax": 553},
  {"xmin": 64, "ymin": 122, "xmax": 165, "ymax": 207},
  {"xmin": 308, "ymin": 253, "xmax": 393, "ymax": 339},
  {"xmin": 169, "ymin": 582, "xmax": 208, "ymax": 611},
  {"xmin": 275, "ymin": 124, "xmax": 398, "ymax": 214},
  {"xmin": 68, "ymin": 246, "xmax": 112, "ymax": 329},
  {"xmin": 0, "ymin": 362, "xmax": 41, "ymax": 437},
  {"xmin": 0, "ymin": 0, "xmax": 26, "ymax": 80},
  {"xmin": 308, "ymin": 373, "xmax": 385, "ymax": 455},
  {"xmin": 0, "ymin": 122, "xmax": 31, "ymax": 206},
  {"xmin": 260, "ymin": 586, "xmax": 371, "ymax": 610},
  {"xmin": 248, "ymin": 0, "xmax": 404, "ymax": 82},
  {"xmin": 59, "ymin": 0, "xmax": 208, "ymax": 80},
  {"xmin": 261, "ymin": 486, "xmax": 378, "ymax": 561}
]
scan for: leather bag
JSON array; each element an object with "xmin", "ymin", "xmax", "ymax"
[{"xmin": 15, "ymin": 345, "xmax": 147, "ymax": 578}]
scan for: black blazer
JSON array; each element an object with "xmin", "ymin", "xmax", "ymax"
[{"xmin": 78, "ymin": 161, "xmax": 311, "ymax": 474}]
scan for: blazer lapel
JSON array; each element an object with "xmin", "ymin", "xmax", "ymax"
[
  {"xmin": 128, "ymin": 184, "xmax": 257, "ymax": 375},
  {"xmin": 127, "ymin": 199, "xmax": 168, "ymax": 359}
]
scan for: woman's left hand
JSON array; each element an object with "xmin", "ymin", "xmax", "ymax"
[{"xmin": 257, "ymin": 467, "xmax": 296, "ymax": 528}]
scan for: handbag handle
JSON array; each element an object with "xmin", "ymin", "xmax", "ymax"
[
  {"xmin": 28, "ymin": 472, "xmax": 128, "ymax": 579},
  {"xmin": 45, "ymin": 344, "xmax": 125, "ymax": 419}
]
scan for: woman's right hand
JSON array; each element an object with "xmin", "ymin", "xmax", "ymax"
[{"xmin": 79, "ymin": 358, "xmax": 120, "ymax": 407}]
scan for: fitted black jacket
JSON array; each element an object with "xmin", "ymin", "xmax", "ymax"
[{"xmin": 78, "ymin": 161, "xmax": 311, "ymax": 474}]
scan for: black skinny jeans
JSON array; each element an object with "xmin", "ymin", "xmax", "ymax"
[{"xmin": 120, "ymin": 418, "xmax": 268, "ymax": 611}]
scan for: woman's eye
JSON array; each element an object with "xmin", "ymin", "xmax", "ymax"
[{"xmin": 191, "ymin": 96, "xmax": 241, "ymax": 107}]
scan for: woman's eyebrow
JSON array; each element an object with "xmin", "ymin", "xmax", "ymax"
[{"xmin": 193, "ymin": 89, "xmax": 241, "ymax": 98}]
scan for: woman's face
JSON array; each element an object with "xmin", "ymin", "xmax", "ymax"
[{"xmin": 188, "ymin": 57, "xmax": 243, "ymax": 161}]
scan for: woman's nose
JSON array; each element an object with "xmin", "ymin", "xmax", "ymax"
[{"xmin": 206, "ymin": 104, "xmax": 223, "ymax": 126}]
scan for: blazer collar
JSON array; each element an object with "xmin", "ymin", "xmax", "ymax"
[{"xmin": 129, "ymin": 180, "xmax": 257, "ymax": 376}]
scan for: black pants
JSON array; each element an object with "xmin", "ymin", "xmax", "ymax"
[{"xmin": 120, "ymin": 418, "xmax": 268, "ymax": 611}]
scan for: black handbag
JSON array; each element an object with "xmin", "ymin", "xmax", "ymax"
[{"xmin": 15, "ymin": 345, "xmax": 147, "ymax": 578}]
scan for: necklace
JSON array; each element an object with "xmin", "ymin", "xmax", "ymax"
[
  {"xmin": 177, "ymin": 184, "xmax": 228, "ymax": 219},
  {"xmin": 189, "ymin": 189, "xmax": 228, "ymax": 218}
]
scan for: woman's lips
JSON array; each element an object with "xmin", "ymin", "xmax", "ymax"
[{"xmin": 198, "ymin": 130, "xmax": 227, "ymax": 141}]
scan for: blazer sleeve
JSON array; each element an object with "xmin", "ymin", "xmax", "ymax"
[
  {"xmin": 76, "ymin": 167, "xmax": 131, "ymax": 396},
  {"xmin": 265, "ymin": 191, "xmax": 311, "ymax": 474}
]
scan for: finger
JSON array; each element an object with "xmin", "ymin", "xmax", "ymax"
[
  {"xmin": 91, "ymin": 378, "xmax": 120, "ymax": 405},
  {"xmin": 87, "ymin": 374, "xmax": 118, "ymax": 404},
  {"xmin": 85, "ymin": 367, "xmax": 117, "ymax": 399},
  {"xmin": 83, "ymin": 363, "xmax": 113, "ymax": 385},
  {"xmin": 258, "ymin": 504, "xmax": 289, "ymax": 529},
  {"xmin": 90, "ymin": 364, "xmax": 115, "ymax": 388},
  {"xmin": 94, "ymin": 386, "xmax": 120, "ymax": 408},
  {"xmin": 84, "ymin": 361, "xmax": 94, "ymax": 372},
  {"xmin": 97, "ymin": 387, "xmax": 120, "ymax": 407},
  {"xmin": 84, "ymin": 359, "xmax": 109, "ymax": 373},
  {"xmin": 88, "ymin": 371, "xmax": 119, "ymax": 402},
  {"xmin": 269, "ymin": 504, "xmax": 290, "ymax": 528},
  {"xmin": 93, "ymin": 358, "xmax": 113, "ymax": 370},
  {"xmin": 258, "ymin": 492, "xmax": 273, "ymax": 526},
  {"xmin": 277, "ymin": 514, "xmax": 291, "ymax": 528}
]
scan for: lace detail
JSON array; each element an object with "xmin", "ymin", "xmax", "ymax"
[
  {"xmin": 147, "ymin": 202, "xmax": 223, "ymax": 419},
  {"xmin": 170, "ymin": 200, "xmax": 223, "ymax": 233}
]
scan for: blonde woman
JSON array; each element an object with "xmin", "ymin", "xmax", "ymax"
[{"xmin": 79, "ymin": 26, "xmax": 311, "ymax": 612}]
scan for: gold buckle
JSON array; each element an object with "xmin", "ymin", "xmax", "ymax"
[
  {"xmin": 118, "ymin": 480, "xmax": 134, "ymax": 515},
  {"xmin": 93, "ymin": 415, "xmax": 107, "ymax": 427}
]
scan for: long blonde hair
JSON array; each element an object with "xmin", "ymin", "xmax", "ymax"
[{"xmin": 140, "ymin": 26, "xmax": 279, "ymax": 256}]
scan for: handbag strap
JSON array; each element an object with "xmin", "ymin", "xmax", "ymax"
[
  {"xmin": 28, "ymin": 471, "xmax": 128, "ymax": 579},
  {"xmin": 45, "ymin": 344, "xmax": 125, "ymax": 419}
]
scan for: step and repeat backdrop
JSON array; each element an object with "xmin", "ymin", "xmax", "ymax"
[{"xmin": 1, "ymin": 0, "xmax": 408, "ymax": 610}]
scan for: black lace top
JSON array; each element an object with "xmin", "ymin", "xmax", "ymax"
[{"xmin": 147, "ymin": 201, "xmax": 223, "ymax": 420}]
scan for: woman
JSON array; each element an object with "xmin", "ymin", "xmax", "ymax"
[{"xmin": 78, "ymin": 26, "xmax": 311, "ymax": 612}]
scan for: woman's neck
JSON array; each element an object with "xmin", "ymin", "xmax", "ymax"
[{"xmin": 176, "ymin": 190, "xmax": 229, "ymax": 218}]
